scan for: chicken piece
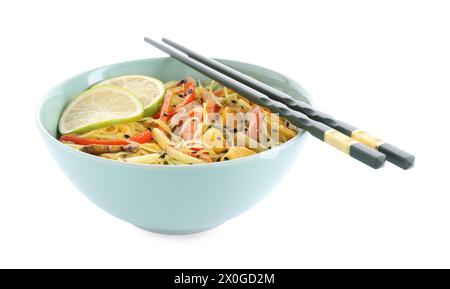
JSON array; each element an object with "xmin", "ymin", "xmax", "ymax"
[
  {"xmin": 202, "ymin": 127, "xmax": 227, "ymax": 153},
  {"xmin": 220, "ymin": 146, "xmax": 256, "ymax": 161},
  {"xmin": 220, "ymin": 106, "xmax": 240, "ymax": 128}
]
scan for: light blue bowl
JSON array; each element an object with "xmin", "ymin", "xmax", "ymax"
[{"xmin": 37, "ymin": 57, "xmax": 311, "ymax": 234}]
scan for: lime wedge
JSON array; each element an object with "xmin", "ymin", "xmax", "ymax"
[
  {"xmin": 58, "ymin": 85, "xmax": 144, "ymax": 134},
  {"xmin": 97, "ymin": 75, "xmax": 165, "ymax": 117}
]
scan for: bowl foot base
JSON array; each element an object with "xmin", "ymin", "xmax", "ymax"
[{"xmin": 135, "ymin": 224, "xmax": 220, "ymax": 235}]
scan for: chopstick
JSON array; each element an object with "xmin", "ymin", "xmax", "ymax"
[
  {"xmin": 161, "ymin": 38, "xmax": 414, "ymax": 170},
  {"xmin": 144, "ymin": 37, "xmax": 385, "ymax": 169}
]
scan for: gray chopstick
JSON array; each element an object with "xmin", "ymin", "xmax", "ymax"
[
  {"xmin": 161, "ymin": 38, "xmax": 414, "ymax": 170},
  {"xmin": 144, "ymin": 37, "xmax": 385, "ymax": 169}
]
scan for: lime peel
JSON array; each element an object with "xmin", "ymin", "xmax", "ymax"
[
  {"xmin": 96, "ymin": 75, "xmax": 165, "ymax": 117},
  {"xmin": 58, "ymin": 85, "xmax": 144, "ymax": 135}
]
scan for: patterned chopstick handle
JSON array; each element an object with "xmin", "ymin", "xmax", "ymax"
[
  {"xmin": 351, "ymin": 130, "xmax": 385, "ymax": 149},
  {"xmin": 351, "ymin": 130, "xmax": 414, "ymax": 169},
  {"xmin": 280, "ymin": 97, "xmax": 414, "ymax": 169}
]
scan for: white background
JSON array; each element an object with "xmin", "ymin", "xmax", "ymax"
[{"xmin": 0, "ymin": 0, "xmax": 448, "ymax": 268}]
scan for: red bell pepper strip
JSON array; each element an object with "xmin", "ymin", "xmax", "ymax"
[
  {"xmin": 208, "ymin": 102, "xmax": 221, "ymax": 113},
  {"xmin": 202, "ymin": 91, "xmax": 221, "ymax": 113},
  {"xmin": 160, "ymin": 91, "xmax": 173, "ymax": 122},
  {"xmin": 174, "ymin": 78, "xmax": 196, "ymax": 110},
  {"xmin": 60, "ymin": 130, "xmax": 153, "ymax": 145},
  {"xmin": 198, "ymin": 154, "xmax": 212, "ymax": 162},
  {"xmin": 181, "ymin": 118, "xmax": 199, "ymax": 140},
  {"xmin": 248, "ymin": 118, "xmax": 258, "ymax": 140},
  {"xmin": 130, "ymin": 130, "xmax": 153, "ymax": 143},
  {"xmin": 213, "ymin": 89, "xmax": 224, "ymax": 97},
  {"xmin": 248, "ymin": 105, "xmax": 264, "ymax": 140}
]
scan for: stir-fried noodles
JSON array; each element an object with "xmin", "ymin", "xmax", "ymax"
[{"xmin": 59, "ymin": 77, "xmax": 298, "ymax": 165}]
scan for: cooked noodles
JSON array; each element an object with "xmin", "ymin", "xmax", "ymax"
[{"xmin": 59, "ymin": 77, "xmax": 299, "ymax": 165}]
